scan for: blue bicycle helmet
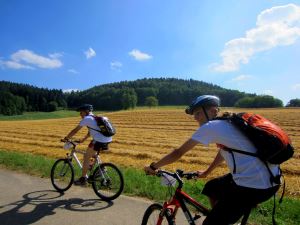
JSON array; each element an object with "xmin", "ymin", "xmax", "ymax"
[
  {"xmin": 76, "ymin": 104, "xmax": 93, "ymax": 112},
  {"xmin": 185, "ymin": 95, "xmax": 220, "ymax": 115}
]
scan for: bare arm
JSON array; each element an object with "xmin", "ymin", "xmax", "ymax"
[
  {"xmin": 197, "ymin": 150, "xmax": 224, "ymax": 178},
  {"xmin": 80, "ymin": 131, "xmax": 90, "ymax": 143},
  {"xmin": 65, "ymin": 125, "xmax": 82, "ymax": 139},
  {"xmin": 144, "ymin": 138, "xmax": 198, "ymax": 173}
]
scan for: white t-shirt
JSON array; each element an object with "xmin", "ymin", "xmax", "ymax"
[
  {"xmin": 79, "ymin": 114, "xmax": 112, "ymax": 143},
  {"xmin": 191, "ymin": 120, "xmax": 280, "ymax": 189}
]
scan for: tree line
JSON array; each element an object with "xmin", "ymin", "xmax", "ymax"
[
  {"xmin": 0, "ymin": 81, "xmax": 67, "ymax": 115},
  {"xmin": 1, "ymin": 79, "xmax": 299, "ymax": 116}
]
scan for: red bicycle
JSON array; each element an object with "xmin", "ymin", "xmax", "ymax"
[{"xmin": 141, "ymin": 169, "xmax": 251, "ymax": 225}]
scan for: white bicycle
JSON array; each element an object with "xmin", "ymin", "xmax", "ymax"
[{"xmin": 50, "ymin": 139, "xmax": 124, "ymax": 201}]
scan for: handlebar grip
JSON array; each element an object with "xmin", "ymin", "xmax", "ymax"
[{"xmin": 184, "ymin": 172, "xmax": 198, "ymax": 180}]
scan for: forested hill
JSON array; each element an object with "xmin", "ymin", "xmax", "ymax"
[
  {"xmin": 1, "ymin": 78, "xmax": 286, "ymax": 115},
  {"xmin": 66, "ymin": 78, "xmax": 256, "ymax": 110}
]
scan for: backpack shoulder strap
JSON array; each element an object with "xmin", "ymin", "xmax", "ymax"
[
  {"xmin": 221, "ymin": 147, "xmax": 259, "ymax": 174},
  {"xmin": 222, "ymin": 147, "xmax": 259, "ymax": 158},
  {"xmin": 87, "ymin": 126, "xmax": 101, "ymax": 133},
  {"xmin": 87, "ymin": 115, "xmax": 101, "ymax": 133}
]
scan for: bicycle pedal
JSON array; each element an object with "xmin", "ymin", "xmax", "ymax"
[
  {"xmin": 193, "ymin": 214, "xmax": 201, "ymax": 221},
  {"xmin": 87, "ymin": 177, "xmax": 94, "ymax": 183}
]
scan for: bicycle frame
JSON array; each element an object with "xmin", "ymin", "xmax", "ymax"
[
  {"xmin": 64, "ymin": 141, "xmax": 103, "ymax": 175},
  {"xmin": 143, "ymin": 170, "xmax": 253, "ymax": 225},
  {"xmin": 162, "ymin": 187, "xmax": 210, "ymax": 225}
]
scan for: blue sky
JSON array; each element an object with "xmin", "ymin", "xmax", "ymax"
[{"xmin": 0, "ymin": 0, "xmax": 300, "ymax": 104}]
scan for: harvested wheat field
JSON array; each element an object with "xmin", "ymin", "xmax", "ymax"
[{"xmin": 0, "ymin": 107, "xmax": 299, "ymax": 197}]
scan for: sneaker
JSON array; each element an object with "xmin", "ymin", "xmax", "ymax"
[
  {"xmin": 74, "ymin": 177, "xmax": 87, "ymax": 186},
  {"xmin": 87, "ymin": 176, "xmax": 94, "ymax": 183}
]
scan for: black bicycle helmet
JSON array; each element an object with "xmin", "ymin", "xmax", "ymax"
[
  {"xmin": 185, "ymin": 95, "xmax": 220, "ymax": 115},
  {"xmin": 76, "ymin": 104, "xmax": 93, "ymax": 112}
]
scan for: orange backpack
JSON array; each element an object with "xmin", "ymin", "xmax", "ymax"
[{"xmin": 217, "ymin": 112, "xmax": 294, "ymax": 164}]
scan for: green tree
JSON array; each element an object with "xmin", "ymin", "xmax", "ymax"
[
  {"xmin": 234, "ymin": 97, "xmax": 255, "ymax": 108},
  {"xmin": 15, "ymin": 95, "xmax": 26, "ymax": 114},
  {"xmin": 0, "ymin": 92, "xmax": 26, "ymax": 115},
  {"xmin": 121, "ymin": 89, "xmax": 137, "ymax": 109},
  {"xmin": 145, "ymin": 96, "xmax": 159, "ymax": 107},
  {"xmin": 286, "ymin": 98, "xmax": 300, "ymax": 107},
  {"xmin": 135, "ymin": 87, "xmax": 158, "ymax": 105},
  {"xmin": 47, "ymin": 101, "xmax": 58, "ymax": 112},
  {"xmin": 234, "ymin": 95, "xmax": 283, "ymax": 108}
]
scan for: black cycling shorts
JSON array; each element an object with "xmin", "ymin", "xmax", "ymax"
[
  {"xmin": 202, "ymin": 173, "xmax": 279, "ymax": 225},
  {"xmin": 88, "ymin": 140, "xmax": 110, "ymax": 151}
]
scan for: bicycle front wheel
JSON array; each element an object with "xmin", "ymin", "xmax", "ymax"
[
  {"xmin": 92, "ymin": 162, "xmax": 124, "ymax": 201},
  {"xmin": 50, "ymin": 159, "xmax": 74, "ymax": 192},
  {"xmin": 141, "ymin": 203, "xmax": 174, "ymax": 225}
]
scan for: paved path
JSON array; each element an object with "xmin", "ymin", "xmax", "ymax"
[
  {"xmin": 0, "ymin": 168, "xmax": 152, "ymax": 225},
  {"xmin": 0, "ymin": 169, "xmax": 187, "ymax": 225}
]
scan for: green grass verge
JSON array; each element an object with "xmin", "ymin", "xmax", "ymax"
[
  {"xmin": 0, "ymin": 110, "xmax": 78, "ymax": 121},
  {"xmin": 0, "ymin": 149, "xmax": 299, "ymax": 225},
  {"xmin": 0, "ymin": 110, "xmax": 107, "ymax": 121},
  {"xmin": 0, "ymin": 107, "xmax": 187, "ymax": 121}
]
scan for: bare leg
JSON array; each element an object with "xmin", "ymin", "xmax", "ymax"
[{"xmin": 82, "ymin": 147, "xmax": 95, "ymax": 177}]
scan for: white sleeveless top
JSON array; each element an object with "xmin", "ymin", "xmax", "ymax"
[
  {"xmin": 191, "ymin": 120, "xmax": 280, "ymax": 189},
  {"xmin": 79, "ymin": 114, "xmax": 112, "ymax": 143}
]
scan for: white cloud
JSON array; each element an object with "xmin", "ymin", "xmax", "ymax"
[
  {"xmin": 63, "ymin": 89, "xmax": 80, "ymax": 93},
  {"xmin": 0, "ymin": 59, "xmax": 34, "ymax": 70},
  {"xmin": 49, "ymin": 52, "xmax": 63, "ymax": 59},
  {"xmin": 110, "ymin": 61, "xmax": 122, "ymax": 71},
  {"xmin": 212, "ymin": 4, "xmax": 300, "ymax": 72},
  {"xmin": 84, "ymin": 47, "xmax": 96, "ymax": 59},
  {"xmin": 11, "ymin": 49, "xmax": 63, "ymax": 69},
  {"xmin": 231, "ymin": 74, "xmax": 253, "ymax": 82},
  {"xmin": 1, "ymin": 50, "xmax": 63, "ymax": 70},
  {"xmin": 129, "ymin": 49, "xmax": 152, "ymax": 61},
  {"xmin": 292, "ymin": 83, "xmax": 300, "ymax": 90},
  {"xmin": 68, "ymin": 69, "xmax": 79, "ymax": 74}
]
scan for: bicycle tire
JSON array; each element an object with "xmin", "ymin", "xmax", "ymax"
[
  {"xmin": 50, "ymin": 158, "xmax": 74, "ymax": 192},
  {"xmin": 92, "ymin": 162, "xmax": 124, "ymax": 201},
  {"xmin": 141, "ymin": 203, "xmax": 175, "ymax": 225}
]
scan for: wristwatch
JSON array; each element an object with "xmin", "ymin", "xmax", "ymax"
[{"xmin": 150, "ymin": 162, "xmax": 158, "ymax": 170}]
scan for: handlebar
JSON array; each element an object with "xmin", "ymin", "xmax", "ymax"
[
  {"xmin": 156, "ymin": 169, "xmax": 198, "ymax": 189},
  {"xmin": 157, "ymin": 169, "xmax": 198, "ymax": 180},
  {"xmin": 61, "ymin": 138, "xmax": 80, "ymax": 147}
]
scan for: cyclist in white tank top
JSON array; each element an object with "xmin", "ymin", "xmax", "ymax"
[
  {"xmin": 64, "ymin": 104, "xmax": 112, "ymax": 185},
  {"xmin": 144, "ymin": 95, "xmax": 280, "ymax": 225}
]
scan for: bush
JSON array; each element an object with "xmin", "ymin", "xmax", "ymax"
[{"xmin": 145, "ymin": 96, "xmax": 159, "ymax": 107}]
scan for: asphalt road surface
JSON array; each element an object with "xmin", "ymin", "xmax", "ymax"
[{"xmin": 0, "ymin": 168, "xmax": 187, "ymax": 225}]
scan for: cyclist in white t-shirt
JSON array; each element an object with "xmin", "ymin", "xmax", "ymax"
[
  {"xmin": 64, "ymin": 104, "xmax": 112, "ymax": 185},
  {"xmin": 144, "ymin": 95, "xmax": 280, "ymax": 225}
]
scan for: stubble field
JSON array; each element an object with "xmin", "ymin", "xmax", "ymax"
[{"xmin": 0, "ymin": 108, "xmax": 299, "ymax": 197}]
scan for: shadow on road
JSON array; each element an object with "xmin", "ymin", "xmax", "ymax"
[{"xmin": 0, "ymin": 190, "xmax": 113, "ymax": 225}]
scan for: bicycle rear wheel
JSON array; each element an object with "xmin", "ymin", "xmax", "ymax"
[
  {"xmin": 92, "ymin": 162, "xmax": 124, "ymax": 201},
  {"xmin": 50, "ymin": 159, "xmax": 74, "ymax": 192},
  {"xmin": 141, "ymin": 203, "xmax": 174, "ymax": 225}
]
